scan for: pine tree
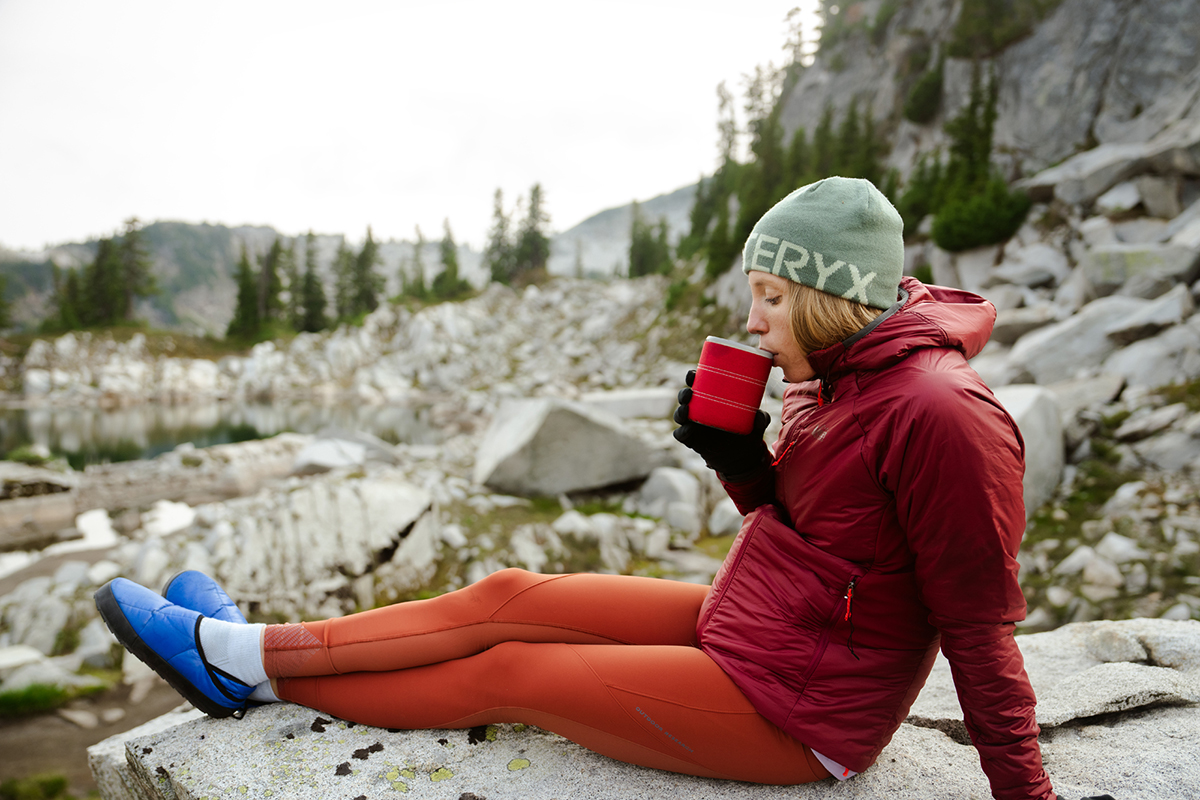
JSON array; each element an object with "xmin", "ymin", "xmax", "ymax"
[
  {"xmin": 812, "ymin": 105, "xmax": 835, "ymax": 177},
  {"xmin": 352, "ymin": 227, "xmax": 382, "ymax": 315},
  {"xmin": 0, "ymin": 273, "xmax": 11, "ymax": 330},
  {"xmin": 81, "ymin": 237, "xmax": 123, "ymax": 327},
  {"xmin": 281, "ymin": 239, "xmax": 301, "ymax": 330},
  {"xmin": 226, "ymin": 243, "xmax": 260, "ymax": 339},
  {"xmin": 514, "ymin": 183, "xmax": 551, "ymax": 283},
  {"xmin": 785, "ymin": 128, "xmax": 812, "ymax": 188},
  {"xmin": 433, "ymin": 218, "xmax": 470, "ymax": 300},
  {"xmin": 116, "ymin": 217, "xmax": 155, "ymax": 322},
  {"xmin": 299, "ymin": 231, "xmax": 327, "ymax": 333},
  {"xmin": 333, "ymin": 240, "xmax": 356, "ymax": 320},
  {"xmin": 409, "ymin": 226, "xmax": 428, "ymax": 299},
  {"xmin": 628, "ymin": 201, "xmax": 673, "ymax": 278},
  {"xmin": 484, "ymin": 189, "xmax": 516, "ymax": 285},
  {"xmin": 257, "ymin": 238, "xmax": 285, "ymax": 324}
]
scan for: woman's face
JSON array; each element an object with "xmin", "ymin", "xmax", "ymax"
[{"xmin": 747, "ymin": 272, "xmax": 815, "ymax": 383}]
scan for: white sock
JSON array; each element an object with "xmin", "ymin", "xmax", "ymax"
[
  {"xmin": 198, "ymin": 618, "xmax": 268, "ymax": 687},
  {"xmin": 249, "ymin": 681, "xmax": 280, "ymax": 703}
]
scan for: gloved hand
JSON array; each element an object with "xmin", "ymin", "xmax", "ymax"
[{"xmin": 673, "ymin": 370, "xmax": 771, "ymax": 478}]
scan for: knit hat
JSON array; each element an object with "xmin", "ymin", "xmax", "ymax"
[{"xmin": 741, "ymin": 176, "xmax": 904, "ymax": 310}]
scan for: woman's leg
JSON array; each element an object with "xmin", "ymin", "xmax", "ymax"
[
  {"xmin": 264, "ymin": 568, "xmax": 708, "ymax": 678},
  {"xmin": 278, "ymin": 640, "xmax": 830, "ymax": 785}
]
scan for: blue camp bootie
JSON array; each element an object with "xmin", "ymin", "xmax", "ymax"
[
  {"xmin": 163, "ymin": 570, "xmax": 247, "ymax": 624},
  {"xmin": 95, "ymin": 578, "xmax": 252, "ymax": 718}
]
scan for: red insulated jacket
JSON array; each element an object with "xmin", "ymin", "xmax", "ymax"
[{"xmin": 696, "ymin": 278, "xmax": 1055, "ymax": 800}]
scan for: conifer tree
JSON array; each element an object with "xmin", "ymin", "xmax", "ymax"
[
  {"xmin": 116, "ymin": 217, "xmax": 156, "ymax": 322},
  {"xmin": 226, "ymin": 243, "xmax": 260, "ymax": 339},
  {"xmin": 812, "ymin": 105, "xmax": 835, "ymax": 177},
  {"xmin": 299, "ymin": 231, "xmax": 327, "ymax": 333},
  {"xmin": 433, "ymin": 218, "xmax": 470, "ymax": 299},
  {"xmin": 409, "ymin": 226, "xmax": 428, "ymax": 299},
  {"xmin": 0, "ymin": 273, "xmax": 11, "ymax": 330},
  {"xmin": 333, "ymin": 240, "xmax": 356, "ymax": 320},
  {"xmin": 514, "ymin": 183, "xmax": 551, "ymax": 282},
  {"xmin": 484, "ymin": 189, "xmax": 516, "ymax": 285},
  {"xmin": 280, "ymin": 239, "xmax": 301, "ymax": 330},
  {"xmin": 257, "ymin": 238, "xmax": 285, "ymax": 324},
  {"xmin": 628, "ymin": 201, "xmax": 673, "ymax": 278},
  {"xmin": 81, "ymin": 237, "xmax": 123, "ymax": 327},
  {"xmin": 352, "ymin": 227, "xmax": 382, "ymax": 315},
  {"xmin": 785, "ymin": 128, "xmax": 812, "ymax": 189}
]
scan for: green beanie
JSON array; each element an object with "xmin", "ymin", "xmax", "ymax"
[{"xmin": 741, "ymin": 176, "xmax": 904, "ymax": 310}]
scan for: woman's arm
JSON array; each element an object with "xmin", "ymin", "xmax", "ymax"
[{"xmin": 881, "ymin": 374, "xmax": 1056, "ymax": 800}]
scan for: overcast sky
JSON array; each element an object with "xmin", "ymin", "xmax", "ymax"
[{"xmin": 0, "ymin": 0, "xmax": 818, "ymax": 253}]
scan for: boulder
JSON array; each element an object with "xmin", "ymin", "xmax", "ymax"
[
  {"xmin": 991, "ymin": 305, "xmax": 1057, "ymax": 346},
  {"xmin": 708, "ymin": 497, "xmax": 744, "ymax": 536},
  {"xmin": 88, "ymin": 619, "xmax": 1200, "ymax": 800},
  {"xmin": 474, "ymin": 398, "xmax": 671, "ymax": 496},
  {"xmin": 1019, "ymin": 142, "xmax": 1149, "ymax": 206},
  {"xmin": 1104, "ymin": 283, "xmax": 1195, "ymax": 346},
  {"xmin": 1101, "ymin": 316, "xmax": 1200, "ymax": 389},
  {"xmin": 579, "ymin": 387, "xmax": 678, "ymax": 419},
  {"xmin": 1008, "ymin": 295, "xmax": 1147, "ymax": 384},
  {"xmin": 1081, "ymin": 242, "xmax": 1200, "ymax": 296},
  {"xmin": 995, "ymin": 385, "xmax": 1064, "ymax": 517},
  {"xmin": 1095, "ymin": 181, "xmax": 1141, "ymax": 215},
  {"xmin": 1137, "ymin": 175, "xmax": 1184, "ymax": 219},
  {"xmin": 1113, "ymin": 403, "xmax": 1189, "ymax": 442},
  {"xmin": 635, "ymin": 467, "xmax": 701, "ymax": 538},
  {"xmin": 1078, "ymin": 215, "xmax": 1118, "ymax": 247},
  {"xmin": 1113, "ymin": 217, "xmax": 1170, "ymax": 244}
]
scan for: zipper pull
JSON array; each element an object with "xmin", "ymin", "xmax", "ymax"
[{"xmin": 844, "ymin": 576, "xmax": 860, "ymax": 661}]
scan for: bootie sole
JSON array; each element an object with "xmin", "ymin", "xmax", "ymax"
[{"xmin": 95, "ymin": 581, "xmax": 245, "ymax": 719}]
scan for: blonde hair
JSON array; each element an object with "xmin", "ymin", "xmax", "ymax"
[{"xmin": 788, "ymin": 282, "xmax": 884, "ymax": 355}]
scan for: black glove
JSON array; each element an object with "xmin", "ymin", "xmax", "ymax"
[
  {"xmin": 1080, "ymin": 796, "xmax": 1116, "ymax": 799},
  {"xmin": 673, "ymin": 370, "xmax": 771, "ymax": 478}
]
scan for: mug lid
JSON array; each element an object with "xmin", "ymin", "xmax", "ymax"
[{"xmin": 705, "ymin": 336, "xmax": 773, "ymax": 359}]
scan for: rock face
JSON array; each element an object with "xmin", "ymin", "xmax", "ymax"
[
  {"xmin": 779, "ymin": 0, "xmax": 1200, "ymax": 182},
  {"xmin": 87, "ymin": 618, "xmax": 1200, "ymax": 800}
]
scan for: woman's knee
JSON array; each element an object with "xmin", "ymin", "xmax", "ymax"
[{"xmin": 469, "ymin": 568, "xmax": 545, "ymax": 601}]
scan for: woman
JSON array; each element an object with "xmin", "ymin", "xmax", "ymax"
[{"xmin": 96, "ymin": 177, "xmax": 1058, "ymax": 798}]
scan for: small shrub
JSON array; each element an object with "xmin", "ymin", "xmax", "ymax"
[
  {"xmin": 664, "ymin": 278, "xmax": 689, "ymax": 311},
  {"xmin": 931, "ymin": 177, "xmax": 1032, "ymax": 252},
  {"xmin": 903, "ymin": 63, "xmax": 944, "ymax": 124},
  {"xmin": 0, "ymin": 684, "xmax": 68, "ymax": 718},
  {"xmin": 0, "ymin": 773, "xmax": 74, "ymax": 800},
  {"xmin": 5, "ymin": 445, "xmax": 48, "ymax": 466}
]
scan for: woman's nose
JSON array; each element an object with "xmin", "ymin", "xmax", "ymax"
[{"xmin": 747, "ymin": 305, "xmax": 766, "ymax": 335}]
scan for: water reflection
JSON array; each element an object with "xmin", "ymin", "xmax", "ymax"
[{"xmin": 0, "ymin": 401, "xmax": 440, "ymax": 468}]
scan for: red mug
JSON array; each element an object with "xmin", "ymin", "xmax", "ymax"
[{"xmin": 688, "ymin": 336, "xmax": 774, "ymax": 435}]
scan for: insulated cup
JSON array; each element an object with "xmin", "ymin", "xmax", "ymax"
[{"xmin": 688, "ymin": 336, "xmax": 774, "ymax": 435}]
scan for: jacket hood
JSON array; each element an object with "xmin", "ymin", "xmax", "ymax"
[{"xmin": 805, "ymin": 277, "xmax": 996, "ymax": 381}]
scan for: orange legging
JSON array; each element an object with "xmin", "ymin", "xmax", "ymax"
[{"xmin": 265, "ymin": 568, "xmax": 830, "ymax": 784}]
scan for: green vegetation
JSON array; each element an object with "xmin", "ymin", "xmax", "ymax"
[
  {"xmin": 896, "ymin": 64, "xmax": 1030, "ymax": 249},
  {"xmin": 903, "ymin": 56, "xmax": 944, "ymax": 124},
  {"xmin": 681, "ymin": 62, "xmax": 888, "ymax": 284},
  {"xmin": 485, "ymin": 184, "xmax": 552, "ymax": 287},
  {"xmin": 948, "ymin": 0, "xmax": 1065, "ymax": 59},
  {"xmin": 431, "ymin": 219, "xmax": 472, "ymax": 300},
  {"xmin": 44, "ymin": 218, "xmax": 157, "ymax": 334},
  {"xmin": 627, "ymin": 202, "xmax": 673, "ymax": 278},
  {"xmin": 0, "ymin": 682, "xmax": 103, "ymax": 719},
  {"xmin": 0, "ymin": 772, "xmax": 94, "ymax": 800}
]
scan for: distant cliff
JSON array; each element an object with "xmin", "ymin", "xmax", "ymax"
[{"xmin": 780, "ymin": 0, "xmax": 1200, "ymax": 181}]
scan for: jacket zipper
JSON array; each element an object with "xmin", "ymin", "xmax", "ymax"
[{"xmin": 844, "ymin": 576, "xmax": 861, "ymax": 661}]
